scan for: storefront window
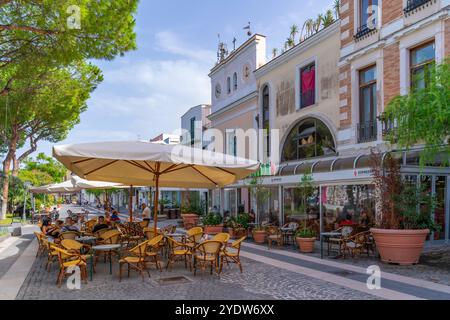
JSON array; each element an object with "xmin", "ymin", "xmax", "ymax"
[
  {"xmin": 321, "ymin": 185, "xmax": 376, "ymax": 232},
  {"xmin": 257, "ymin": 187, "xmax": 280, "ymax": 225},
  {"xmin": 283, "ymin": 187, "xmax": 320, "ymax": 231}
]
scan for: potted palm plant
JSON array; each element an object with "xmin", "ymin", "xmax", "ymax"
[
  {"xmin": 370, "ymin": 153, "xmax": 439, "ymax": 265},
  {"xmin": 295, "ymin": 227, "xmax": 316, "ymax": 253},
  {"xmin": 202, "ymin": 213, "xmax": 223, "ymax": 234}
]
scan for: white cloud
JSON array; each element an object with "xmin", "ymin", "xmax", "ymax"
[{"xmin": 155, "ymin": 30, "xmax": 216, "ymax": 65}]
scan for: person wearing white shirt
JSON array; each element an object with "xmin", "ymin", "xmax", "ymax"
[{"xmin": 141, "ymin": 203, "xmax": 151, "ymax": 222}]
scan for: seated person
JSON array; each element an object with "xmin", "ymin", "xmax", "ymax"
[
  {"xmin": 110, "ymin": 210, "xmax": 121, "ymax": 223},
  {"xmin": 60, "ymin": 217, "xmax": 80, "ymax": 233},
  {"xmin": 92, "ymin": 216, "xmax": 109, "ymax": 233},
  {"xmin": 359, "ymin": 211, "xmax": 371, "ymax": 228},
  {"xmin": 40, "ymin": 217, "xmax": 52, "ymax": 234},
  {"xmin": 104, "ymin": 211, "xmax": 111, "ymax": 225},
  {"xmin": 338, "ymin": 214, "xmax": 354, "ymax": 228},
  {"xmin": 46, "ymin": 220, "xmax": 64, "ymax": 238}
]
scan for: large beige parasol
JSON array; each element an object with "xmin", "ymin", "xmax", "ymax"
[{"xmin": 53, "ymin": 140, "xmax": 260, "ymax": 233}]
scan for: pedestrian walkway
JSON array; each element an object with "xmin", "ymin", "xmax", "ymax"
[{"xmin": 241, "ymin": 242, "xmax": 450, "ymax": 300}]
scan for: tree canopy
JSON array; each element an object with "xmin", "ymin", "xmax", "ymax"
[{"xmin": 384, "ymin": 59, "xmax": 450, "ymax": 166}]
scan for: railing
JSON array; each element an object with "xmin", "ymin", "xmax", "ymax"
[
  {"xmin": 378, "ymin": 113, "xmax": 397, "ymax": 141},
  {"xmin": 404, "ymin": 0, "xmax": 434, "ymax": 15},
  {"xmin": 357, "ymin": 121, "xmax": 377, "ymax": 143},
  {"xmin": 353, "ymin": 24, "xmax": 377, "ymax": 41}
]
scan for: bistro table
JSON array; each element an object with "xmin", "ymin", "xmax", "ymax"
[
  {"xmin": 320, "ymin": 232, "xmax": 342, "ymax": 259},
  {"xmin": 76, "ymin": 236, "xmax": 97, "ymax": 245},
  {"xmin": 89, "ymin": 244, "xmax": 122, "ymax": 280}
]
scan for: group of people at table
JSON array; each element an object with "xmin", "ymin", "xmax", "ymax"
[{"xmin": 36, "ymin": 209, "xmax": 245, "ymax": 287}]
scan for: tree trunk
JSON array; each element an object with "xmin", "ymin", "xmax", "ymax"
[
  {"xmin": 1, "ymin": 155, "xmax": 12, "ymax": 220},
  {"xmin": 1, "ymin": 128, "xmax": 19, "ymax": 220}
]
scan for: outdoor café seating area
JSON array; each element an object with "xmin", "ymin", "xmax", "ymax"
[{"xmin": 33, "ymin": 215, "xmax": 246, "ymax": 287}]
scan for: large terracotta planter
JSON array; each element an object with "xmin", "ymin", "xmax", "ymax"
[
  {"xmin": 371, "ymin": 228, "xmax": 429, "ymax": 265},
  {"xmin": 181, "ymin": 213, "xmax": 199, "ymax": 230},
  {"xmin": 253, "ymin": 230, "xmax": 266, "ymax": 243},
  {"xmin": 204, "ymin": 224, "xmax": 223, "ymax": 235},
  {"xmin": 296, "ymin": 237, "xmax": 316, "ymax": 253}
]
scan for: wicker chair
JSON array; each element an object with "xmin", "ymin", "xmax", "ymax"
[
  {"xmin": 166, "ymin": 237, "xmax": 192, "ymax": 271},
  {"xmin": 119, "ymin": 240, "xmax": 150, "ymax": 282},
  {"xmin": 266, "ymin": 226, "xmax": 283, "ymax": 250},
  {"xmin": 53, "ymin": 247, "xmax": 88, "ymax": 287},
  {"xmin": 341, "ymin": 231, "xmax": 370, "ymax": 258},
  {"xmin": 193, "ymin": 240, "xmax": 222, "ymax": 276},
  {"xmin": 219, "ymin": 236, "xmax": 246, "ymax": 273},
  {"xmin": 145, "ymin": 235, "xmax": 164, "ymax": 272}
]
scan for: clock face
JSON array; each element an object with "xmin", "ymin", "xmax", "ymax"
[{"xmin": 215, "ymin": 83, "xmax": 222, "ymax": 98}]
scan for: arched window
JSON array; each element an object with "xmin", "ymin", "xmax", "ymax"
[
  {"xmin": 281, "ymin": 118, "xmax": 336, "ymax": 162},
  {"xmin": 262, "ymin": 85, "xmax": 270, "ymax": 157},
  {"xmin": 233, "ymin": 72, "xmax": 238, "ymax": 91},
  {"xmin": 227, "ymin": 77, "xmax": 231, "ymax": 94}
]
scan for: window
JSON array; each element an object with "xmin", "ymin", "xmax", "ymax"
[
  {"xmin": 281, "ymin": 118, "xmax": 336, "ymax": 162},
  {"xmin": 233, "ymin": 72, "xmax": 238, "ymax": 91},
  {"xmin": 262, "ymin": 85, "xmax": 270, "ymax": 157},
  {"xmin": 299, "ymin": 62, "xmax": 315, "ymax": 108},
  {"xmin": 190, "ymin": 117, "xmax": 195, "ymax": 146},
  {"xmin": 358, "ymin": 65, "xmax": 377, "ymax": 143},
  {"xmin": 410, "ymin": 41, "xmax": 435, "ymax": 91},
  {"xmin": 227, "ymin": 77, "xmax": 231, "ymax": 94},
  {"xmin": 360, "ymin": 0, "xmax": 378, "ymax": 28},
  {"xmin": 226, "ymin": 130, "xmax": 237, "ymax": 156}
]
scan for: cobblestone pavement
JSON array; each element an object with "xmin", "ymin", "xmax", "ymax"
[
  {"xmin": 299, "ymin": 243, "xmax": 450, "ymax": 286},
  {"xmin": 16, "ymin": 252, "xmax": 376, "ymax": 300}
]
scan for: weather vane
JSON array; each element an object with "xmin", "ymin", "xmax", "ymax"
[{"xmin": 243, "ymin": 21, "xmax": 252, "ymax": 37}]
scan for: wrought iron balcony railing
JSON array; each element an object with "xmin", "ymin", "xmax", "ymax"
[
  {"xmin": 354, "ymin": 24, "xmax": 377, "ymax": 42},
  {"xmin": 357, "ymin": 121, "xmax": 378, "ymax": 143},
  {"xmin": 404, "ymin": 0, "xmax": 435, "ymax": 16}
]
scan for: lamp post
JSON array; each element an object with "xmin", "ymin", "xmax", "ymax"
[{"xmin": 23, "ymin": 181, "xmax": 32, "ymax": 222}]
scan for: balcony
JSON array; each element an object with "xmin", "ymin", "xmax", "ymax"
[
  {"xmin": 378, "ymin": 113, "xmax": 398, "ymax": 142},
  {"xmin": 353, "ymin": 24, "xmax": 377, "ymax": 42},
  {"xmin": 404, "ymin": 0, "xmax": 435, "ymax": 16},
  {"xmin": 357, "ymin": 121, "xmax": 377, "ymax": 143}
]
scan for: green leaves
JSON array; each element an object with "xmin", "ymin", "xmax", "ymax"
[{"xmin": 384, "ymin": 59, "xmax": 450, "ymax": 167}]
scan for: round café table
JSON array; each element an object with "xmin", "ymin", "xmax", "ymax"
[{"xmin": 89, "ymin": 244, "xmax": 122, "ymax": 280}]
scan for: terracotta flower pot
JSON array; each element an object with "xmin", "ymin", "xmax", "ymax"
[
  {"xmin": 296, "ymin": 237, "xmax": 315, "ymax": 253},
  {"xmin": 370, "ymin": 228, "xmax": 429, "ymax": 265},
  {"xmin": 181, "ymin": 213, "xmax": 199, "ymax": 230},
  {"xmin": 253, "ymin": 230, "xmax": 266, "ymax": 243},
  {"xmin": 204, "ymin": 225, "xmax": 223, "ymax": 235}
]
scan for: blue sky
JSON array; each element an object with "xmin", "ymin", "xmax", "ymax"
[{"xmin": 32, "ymin": 0, "xmax": 333, "ymax": 157}]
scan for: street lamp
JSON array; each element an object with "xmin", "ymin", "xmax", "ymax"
[{"xmin": 23, "ymin": 181, "xmax": 32, "ymax": 222}]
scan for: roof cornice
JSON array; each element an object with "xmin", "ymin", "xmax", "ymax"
[{"xmin": 254, "ymin": 21, "xmax": 340, "ymax": 79}]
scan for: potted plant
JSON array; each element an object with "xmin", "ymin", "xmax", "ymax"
[
  {"xmin": 370, "ymin": 153, "xmax": 439, "ymax": 265},
  {"xmin": 202, "ymin": 213, "xmax": 223, "ymax": 234},
  {"xmin": 233, "ymin": 213, "xmax": 250, "ymax": 238},
  {"xmin": 252, "ymin": 225, "xmax": 266, "ymax": 243},
  {"xmin": 295, "ymin": 228, "xmax": 316, "ymax": 253},
  {"xmin": 181, "ymin": 203, "xmax": 201, "ymax": 229}
]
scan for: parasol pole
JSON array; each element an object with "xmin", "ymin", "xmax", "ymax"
[
  {"xmin": 153, "ymin": 162, "xmax": 161, "ymax": 235},
  {"xmin": 129, "ymin": 185, "xmax": 133, "ymax": 222}
]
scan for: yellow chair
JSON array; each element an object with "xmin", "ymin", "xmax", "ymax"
[
  {"xmin": 143, "ymin": 227, "xmax": 161, "ymax": 240},
  {"xmin": 193, "ymin": 240, "xmax": 222, "ymax": 276},
  {"xmin": 59, "ymin": 231, "xmax": 79, "ymax": 241},
  {"xmin": 145, "ymin": 235, "xmax": 164, "ymax": 271},
  {"xmin": 212, "ymin": 233, "xmax": 230, "ymax": 246},
  {"xmin": 186, "ymin": 227, "xmax": 204, "ymax": 247},
  {"xmin": 119, "ymin": 240, "xmax": 150, "ymax": 282},
  {"xmin": 34, "ymin": 232, "xmax": 47, "ymax": 257},
  {"xmin": 219, "ymin": 236, "xmax": 246, "ymax": 274},
  {"xmin": 53, "ymin": 247, "xmax": 88, "ymax": 287},
  {"xmin": 93, "ymin": 228, "xmax": 110, "ymax": 239},
  {"xmin": 166, "ymin": 237, "xmax": 192, "ymax": 271},
  {"xmin": 41, "ymin": 238, "xmax": 59, "ymax": 271}
]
